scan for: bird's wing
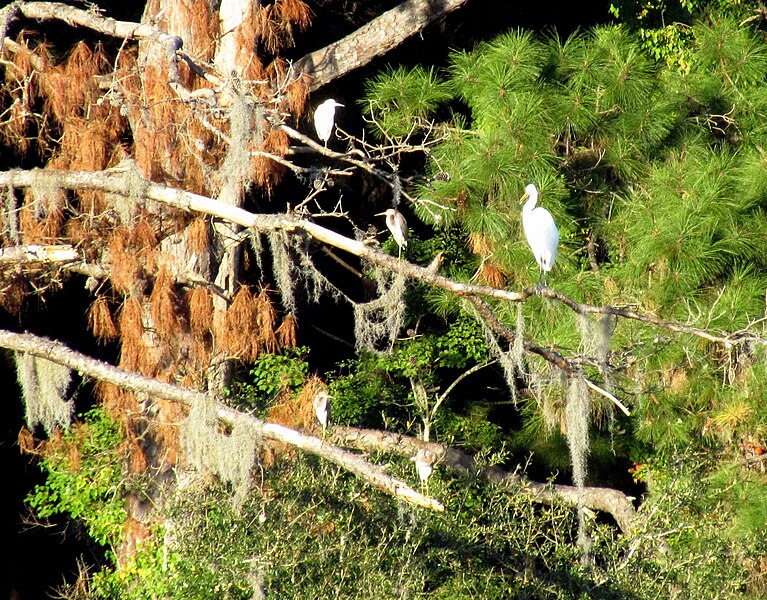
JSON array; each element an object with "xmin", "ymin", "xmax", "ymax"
[{"xmin": 525, "ymin": 208, "xmax": 559, "ymax": 270}]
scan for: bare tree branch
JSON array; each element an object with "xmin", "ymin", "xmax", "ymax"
[
  {"xmin": 330, "ymin": 425, "xmax": 638, "ymax": 534},
  {"xmin": 1, "ymin": 166, "xmax": 761, "ymax": 358},
  {"xmin": 293, "ymin": 0, "xmax": 470, "ymax": 91},
  {"xmin": 5, "ymin": 1, "xmax": 470, "ymax": 94},
  {"xmin": 0, "ymin": 329, "xmax": 442, "ymax": 511}
]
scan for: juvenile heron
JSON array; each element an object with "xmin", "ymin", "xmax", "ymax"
[
  {"xmin": 313, "ymin": 390, "xmax": 331, "ymax": 431},
  {"xmin": 520, "ymin": 183, "xmax": 559, "ymax": 286},
  {"xmin": 313, "ymin": 99, "xmax": 344, "ymax": 145},
  {"xmin": 376, "ymin": 208, "xmax": 408, "ymax": 258},
  {"xmin": 412, "ymin": 447, "xmax": 434, "ymax": 484}
]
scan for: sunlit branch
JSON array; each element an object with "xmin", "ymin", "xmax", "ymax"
[
  {"xmin": 0, "ymin": 167, "xmax": 762, "ymax": 365},
  {"xmin": 330, "ymin": 425, "xmax": 637, "ymax": 534},
  {"xmin": 0, "ymin": 329, "xmax": 443, "ymax": 511}
]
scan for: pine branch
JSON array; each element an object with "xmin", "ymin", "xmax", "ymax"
[{"xmin": 0, "ymin": 328, "xmax": 443, "ymax": 512}]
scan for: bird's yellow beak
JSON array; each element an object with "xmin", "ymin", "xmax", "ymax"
[
  {"xmin": 519, "ymin": 192, "xmax": 529, "ymax": 203},
  {"xmin": 374, "ymin": 211, "xmax": 386, "ymax": 216}
]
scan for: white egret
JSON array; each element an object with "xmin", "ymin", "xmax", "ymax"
[
  {"xmin": 520, "ymin": 183, "xmax": 559, "ymax": 286},
  {"xmin": 376, "ymin": 208, "xmax": 408, "ymax": 258},
  {"xmin": 313, "ymin": 390, "xmax": 331, "ymax": 431},
  {"xmin": 313, "ymin": 99, "xmax": 344, "ymax": 145}
]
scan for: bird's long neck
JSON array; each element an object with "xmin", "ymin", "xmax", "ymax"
[{"xmin": 523, "ymin": 195, "xmax": 538, "ymax": 215}]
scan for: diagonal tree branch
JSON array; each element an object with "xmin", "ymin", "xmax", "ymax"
[
  {"xmin": 0, "ymin": 166, "xmax": 761, "ymax": 357},
  {"xmin": 293, "ymin": 0, "xmax": 471, "ymax": 91},
  {"xmin": 0, "ymin": 329, "xmax": 443, "ymax": 511},
  {"xmin": 330, "ymin": 425, "xmax": 638, "ymax": 534},
  {"xmin": 4, "ymin": 1, "xmax": 471, "ymax": 93}
]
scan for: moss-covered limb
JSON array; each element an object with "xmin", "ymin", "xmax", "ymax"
[
  {"xmin": 0, "ymin": 328, "xmax": 441, "ymax": 511},
  {"xmin": 1, "ymin": 167, "xmax": 763, "ymax": 365},
  {"xmin": 329, "ymin": 425, "xmax": 637, "ymax": 534}
]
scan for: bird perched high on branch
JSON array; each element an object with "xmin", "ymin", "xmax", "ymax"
[
  {"xmin": 520, "ymin": 183, "xmax": 559, "ymax": 286},
  {"xmin": 313, "ymin": 99, "xmax": 344, "ymax": 145}
]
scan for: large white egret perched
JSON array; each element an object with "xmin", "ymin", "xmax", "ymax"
[
  {"xmin": 313, "ymin": 99, "xmax": 344, "ymax": 145},
  {"xmin": 376, "ymin": 208, "xmax": 408, "ymax": 258},
  {"xmin": 313, "ymin": 390, "xmax": 331, "ymax": 432},
  {"xmin": 520, "ymin": 183, "xmax": 559, "ymax": 286}
]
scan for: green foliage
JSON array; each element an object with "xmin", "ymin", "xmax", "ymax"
[
  {"xmin": 227, "ymin": 346, "xmax": 310, "ymax": 412},
  {"xmin": 26, "ymin": 408, "xmax": 127, "ymax": 554},
  {"xmin": 327, "ymin": 315, "xmax": 489, "ymax": 432},
  {"xmin": 362, "ymin": 66, "xmax": 453, "ymax": 139},
  {"xmin": 608, "ymin": 0, "xmax": 756, "ymax": 70},
  {"xmin": 75, "ymin": 451, "xmax": 766, "ymax": 599},
  {"xmin": 358, "ymin": 15, "xmax": 767, "ymax": 596}
]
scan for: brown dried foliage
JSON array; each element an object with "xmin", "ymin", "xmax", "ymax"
[
  {"xmin": 477, "ymin": 262, "xmax": 507, "ymax": 288},
  {"xmin": 108, "ymin": 228, "xmax": 141, "ymax": 295},
  {"xmin": 186, "ymin": 217, "xmax": 210, "ymax": 254},
  {"xmin": 255, "ymin": 287, "xmax": 278, "ymax": 353},
  {"xmin": 254, "ymin": 5, "xmax": 282, "ymax": 55},
  {"xmin": 149, "ymin": 266, "xmax": 180, "ymax": 341},
  {"xmin": 217, "ymin": 286, "xmax": 260, "ymax": 361},
  {"xmin": 267, "ymin": 375, "xmax": 323, "ymax": 450},
  {"xmin": 171, "ymin": 1, "xmax": 219, "ymax": 62},
  {"xmin": 133, "ymin": 64, "xmax": 213, "ymax": 194},
  {"xmin": 131, "ymin": 215, "xmax": 159, "ymax": 250},
  {"xmin": 276, "ymin": 312, "xmax": 298, "ymax": 349},
  {"xmin": 118, "ymin": 295, "xmax": 144, "ymax": 372},
  {"xmin": 188, "ymin": 285, "xmax": 213, "ymax": 335},
  {"xmin": 468, "ymin": 231, "xmax": 495, "ymax": 256},
  {"xmin": 276, "ymin": 0, "xmax": 314, "ymax": 31},
  {"xmin": 17, "ymin": 426, "xmax": 39, "ymax": 455},
  {"xmin": 89, "ymin": 296, "xmax": 119, "ymax": 341},
  {"xmin": 252, "ymin": 124, "xmax": 289, "ymax": 191},
  {"xmin": 287, "ymin": 74, "xmax": 310, "ymax": 116}
]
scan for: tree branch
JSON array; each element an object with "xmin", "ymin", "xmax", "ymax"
[
  {"xmin": 0, "ymin": 329, "xmax": 442, "ymax": 511},
  {"xmin": 293, "ymin": 0, "xmax": 471, "ymax": 91},
  {"xmin": 1, "ymin": 166, "xmax": 760, "ymax": 357},
  {"xmin": 330, "ymin": 425, "xmax": 638, "ymax": 534}
]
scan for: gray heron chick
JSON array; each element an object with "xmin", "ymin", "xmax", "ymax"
[
  {"xmin": 313, "ymin": 390, "xmax": 331, "ymax": 431},
  {"xmin": 376, "ymin": 208, "xmax": 408, "ymax": 258}
]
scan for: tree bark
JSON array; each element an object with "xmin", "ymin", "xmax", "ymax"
[{"xmin": 294, "ymin": 0, "xmax": 471, "ymax": 91}]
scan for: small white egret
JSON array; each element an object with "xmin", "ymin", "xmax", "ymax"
[
  {"xmin": 376, "ymin": 208, "xmax": 408, "ymax": 258},
  {"xmin": 313, "ymin": 390, "xmax": 331, "ymax": 431},
  {"xmin": 520, "ymin": 183, "xmax": 559, "ymax": 286},
  {"xmin": 412, "ymin": 447, "xmax": 434, "ymax": 488},
  {"xmin": 313, "ymin": 99, "xmax": 344, "ymax": 145}
]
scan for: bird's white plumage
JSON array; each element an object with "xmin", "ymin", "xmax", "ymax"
[
  {"xmin": 520, "ymin": 183, "xmax": 559, "ymax": 277},
  {"xmin": 413, "ymin": 448, "xmax": 433, "ymax": 482},
  {"xmin": 313, "ymin": 99, "xmax": 344, "ymax": 144},
  {"xmin": 378, "ymin": 208, "xmax": 407, "ymax": 257},
  {"xmin": 313, "ymin": 390, "xmax": 331, "ymax": 430}
]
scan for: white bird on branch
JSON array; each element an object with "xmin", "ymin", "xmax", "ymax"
[
  {"xmin": 520, "ymin": 183, "xmax": 559, "ymax": 287},
  {"xmin": 313, "ymin": 390, "xmax": 331, "ymax": 432},
  {"xmin": 314, "ymin": 99, "xmax": 344, "ymax": 145},
  {"xmin": 377, "ymin": 208, "xmax": 408, "ymax": 259},
  {"xmin": 412, "ymin": 447, "xmax": 435, "ymax": 491}
]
